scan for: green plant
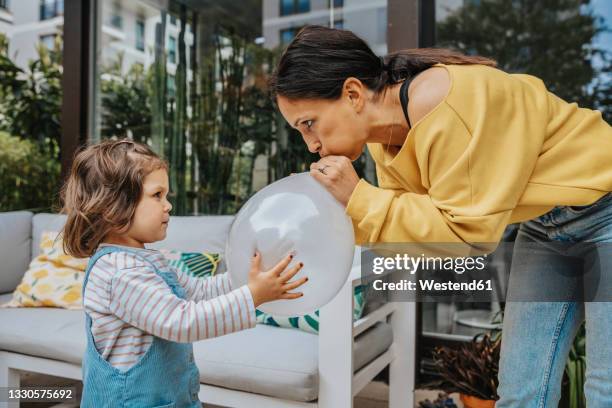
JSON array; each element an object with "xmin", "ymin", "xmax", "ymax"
[
  {"xmin": 564, "ymin": 322, "xmax": 586, "ymax": 408},
  {"xmin": 167, "ymin": 5, "xmax": 189, "ymax": 215},
  {"xmin": 427, "ymin": 312, "xmax": 586, "ymax": 407},
  {"xmin": 0, "ymin": 33, "xmax": 62, "ymax": 212},
  {"xmin": 437, "ymin": 0, "xmax": 611, "ymax": 123},
  {"xmin": 0, "ymin": 34, "xmax": 62, "ymax": 157},
  {"xmin": 98, "ymin": 6, "xmax": 370, "ymax": 216},
  {"xmin": 150, "ymin": 12, "xmax": 168, "ymax": 156},
  {"xmin": 0, "ymin": 132, "xmax": 60, "ymax": 212},
  {"xmin": 424, "ymin": 333, "xmax": 501, "ymax": 401},
  {"xmin": 191, "ymin": 26, "xmax": 276, "ymax": 215},
  {"xmin": 100, "ymin": 53, "xmax": 152, "ymax": 143}
]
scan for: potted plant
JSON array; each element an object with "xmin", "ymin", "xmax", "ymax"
[{"xmin": 424, "ymin": 333, "xmax": 500, "ymax": 408}]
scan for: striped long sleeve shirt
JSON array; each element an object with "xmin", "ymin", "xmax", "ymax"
[{"xmin": 83, "ymin": 244, "xmax": 256, "ymax": 370}]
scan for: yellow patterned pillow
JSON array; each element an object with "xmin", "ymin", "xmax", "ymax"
[{"xmin": 3, "ymin": 231, "xmax": 89, "ymax": 309}]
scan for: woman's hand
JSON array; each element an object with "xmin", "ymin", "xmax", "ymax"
[
  {"xmin": 247, "ymin": 251, "xmax": 308, "ymax": 308},
  {"xmin": 309, "ymin": 156, "xmax": 360, "ymax": 207}
]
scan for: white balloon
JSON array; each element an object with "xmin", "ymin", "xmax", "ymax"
[{"xmin": 225, "ymin": 172, "xmax": 355, "ymax": 316}]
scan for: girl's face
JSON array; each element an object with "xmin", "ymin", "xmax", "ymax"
[
  {"xmin": 276, "ymin": 91, "xmax": 370, "ymax": 161},
  {"xmin": 119, "ymin": 168, "xmax": 173, "ymax": 247}
]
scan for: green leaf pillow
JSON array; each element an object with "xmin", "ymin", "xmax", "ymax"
[
  {"xmin": 255, "ymin": 285, "xmax": 366, "ymax": 334},
  {"xmin": 162, "ymin": 250, "xmax": 220, "ymax": 278}
]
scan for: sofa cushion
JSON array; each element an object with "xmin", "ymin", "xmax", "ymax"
[
  {"xmin": 193, "ymin": 322, "xmax": 392, "ymax": 402},
  {"xmin": 0, "ymin": 211, "xmax": 32, "ymax": 293},
  {"xmin": 0, "ymin": 292, "xmax": 85, "ymax": 365},
  {"xmin": 149, "ymin": 215, "xmax": 235, "ymax": 254},
  {"xmin": 4, "ymin": 231, "xmax": 88, "ymax": 309},
  {"xmin": 0, "ymin": 297, "xmax": 393, "ymax": 402},
  {"xmin": 31, "ymin": 214, "xmax": 235, "ymax": 260},
  {"xmin": 161, "ymin": 250, "xmax": 221, "ymax": 278},
  {"xmin": 31, "ymin": 213, "xmax": 67, "ymax": 258},
  {"xmin": 255, "ymin": 284, "xmax": 366, "ymax": 334}
]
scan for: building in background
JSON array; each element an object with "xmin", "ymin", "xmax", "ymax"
[
  {"xmin": 262, "ymin": 0, "xmax": 388, "ymax": 56},
  {"xmin": 1, "ymin": 0, "xmax": 64, "ymax": 68},
  {"xmin": 98, "ymin": 0, "xmax": 193, "ymax": 77},
  {"xmin": 0, "ymin": 0, "xmax": 12, "ymax": 38},
  {"xmin": 1, "ymin": 0, "xmax": 609, "ymax": 217},
  {"xmin": 0, "ymin": 0, "xmax": 191, "ymax": 77}
]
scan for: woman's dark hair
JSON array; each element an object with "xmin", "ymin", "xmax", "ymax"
[{"xmin": 269, "ymin": 25, "xmax": 496, "ymax": 100}]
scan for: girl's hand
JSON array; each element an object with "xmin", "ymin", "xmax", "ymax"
[
  {"xmin": 309, "ymin": 156, "xmax": 360, "ymax": 207},
  {"xmin": 247, "ymin": 251, "xmax": 308, "ymax": 308}
]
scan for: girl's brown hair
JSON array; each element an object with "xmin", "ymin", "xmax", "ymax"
[
  {"xmin": 269, "ymin": 25, "xmax": 497, "ymax": 100},
  {"xmin": 60, "ymin": 139, "xmax": 168, "ymax": 258}
]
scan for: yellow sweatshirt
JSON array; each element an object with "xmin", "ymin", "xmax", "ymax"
[{"xmin": 345, "ymin": 63, "xmax": 612, "ymax": 244}]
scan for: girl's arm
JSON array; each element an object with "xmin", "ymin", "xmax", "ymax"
[
  {"xmin": 109, "ymin": 260, "xmax": 256, "ymax": 343},
  {"xmin": 175, "ymin": 267, "xmax": 234, "ymax": 302}
]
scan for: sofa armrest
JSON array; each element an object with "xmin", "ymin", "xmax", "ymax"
[
  {"xmin": 0, "ymin": 211, "xmax": 33, "ymax": 294},
  {"xmin": 318, "ymin": 261, "xmax": 417, "ymax": 408},
  {"xmin": 318, "ymin": 267, "xmax": 354, "ymax": 406}
]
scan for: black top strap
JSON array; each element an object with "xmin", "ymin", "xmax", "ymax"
[{"xmin": 399, "ymin": 78, "xmax": 412, "ymax": 128}]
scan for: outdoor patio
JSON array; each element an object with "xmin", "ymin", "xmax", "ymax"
[{"xmin": 1, "ymin": 1, "xmax": 609, "ymax": 408}]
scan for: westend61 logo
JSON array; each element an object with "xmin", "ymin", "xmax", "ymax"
[
  {"xmin": 360, "ymin": 244, "xmax": 499, "ymax": 301},
  {"xmin": 368, "ymin": 253, "xmax": 493, "ymax": 294},
  {"xmin": 362, "ymin": 242, "xmax": 612, "ymax": 302},
  {"xmin": 371, "ymin": 253, "xmax": 488, "ymax": 275}
]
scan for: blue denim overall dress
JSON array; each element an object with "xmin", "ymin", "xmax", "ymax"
[{"xmin": 80, "ymin": 245, "xmax": 201, "ymax": 408}]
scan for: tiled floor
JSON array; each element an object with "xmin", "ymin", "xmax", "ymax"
[
  {"xmin": 354, "ymin": 382, "xmax": 464, "ymax": 408},
  {"xmin": 355, "ymin": 381, "xmax": 390, "ymax": 408},
  {"xmin": 20, "ymin": 372, "xmax": 464, "ymax": 408},
  {"xmin": 20, "ymin": 373, "xmax": 81, "ymax": 408}
]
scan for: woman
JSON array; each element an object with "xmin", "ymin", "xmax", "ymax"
[{"xmin": 269, "ymin": 25, "xmax": 612, "ymax": 407}]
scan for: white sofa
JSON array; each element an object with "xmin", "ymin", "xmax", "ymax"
[{"xmin": 0, "ymin": 211, "xmax": 416, "ymax": 408}]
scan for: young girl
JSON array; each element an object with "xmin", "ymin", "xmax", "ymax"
[{"xmin": 60, "ymin": 139, "xmax": 307, "ymax": 408}]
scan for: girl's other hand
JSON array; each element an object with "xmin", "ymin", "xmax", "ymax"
[{"xmin": 247, "ymin": 251, "xmax": 308, "ymax": 308}]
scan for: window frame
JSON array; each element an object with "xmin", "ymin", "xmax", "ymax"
[
  {"xmin": 61, "ymin": 0, "xmax": 420, "ymax": 201},
  {"xmin": 168, "ymin": 35, "xmax": 177, "ymax": 64},
  {"xmin": 328, "ymin": 0, "xmax": 343, "ymax": 9},
  {"xmin": 135, "ymin": 18, "xmax": 145, "ymax": 51},
  {"xmin": 280, "ymin": 26, "xmax": 303, "ymax": 45},
  {"xmin": 280, "ymin": 0, "xmax": 310, "ymax": 17},
  {"xmin": 110, "ymin": 0, "xmax": 123, "ymax": 29},
  {"xmin": 40, "ymin": 0, "xmax": 64, "ymax": 21},
  {"xmin": 39, "ymin": 33, "xmax": 58, "ymax": 49}
]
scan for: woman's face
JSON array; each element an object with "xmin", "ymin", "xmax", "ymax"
[{"xmin": 276, "ymin": 90, "xmax": 369, "ymax": 161}]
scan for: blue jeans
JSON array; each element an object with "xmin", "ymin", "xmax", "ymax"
[{"xmin": 497, "ymin": 193, "xmax": 612, "ymax": 408}]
